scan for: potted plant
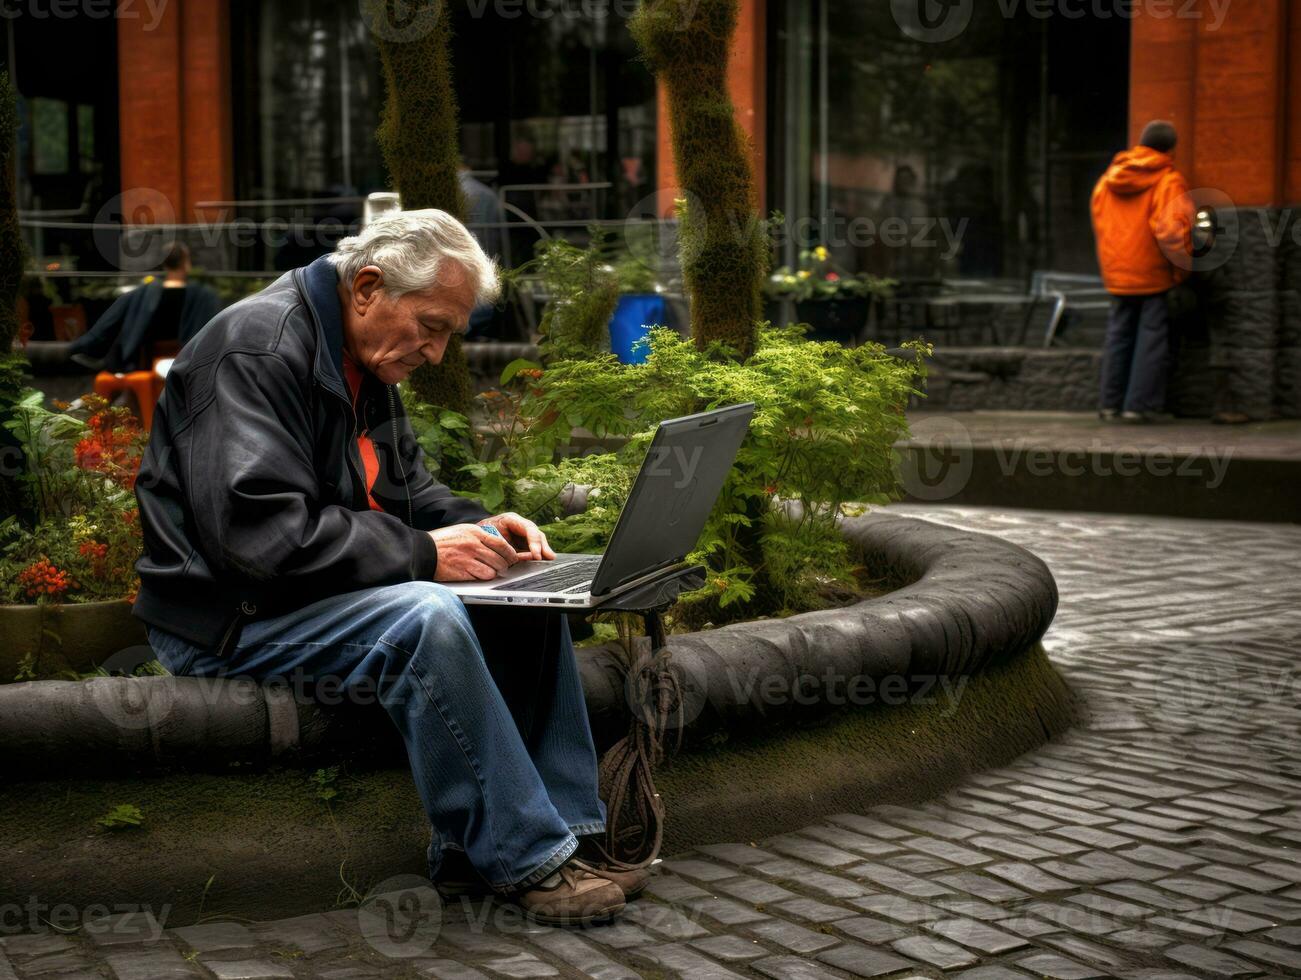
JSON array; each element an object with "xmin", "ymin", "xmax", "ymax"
[
  {"xmin": 0, "ymin": 391, "xmax": 147, "ymax": 681},
  {"xmin": 765, "ymin": 247, "xmax": 895, "ymax": 344}
]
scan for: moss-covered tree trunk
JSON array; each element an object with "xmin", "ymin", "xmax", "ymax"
[
  {"xmin": 368, "ymin": 0, "xmax": 474, "ymax": 416},
  {"xmin": 631, "ymin": 0, "xmax": 768, "ymax": 361},
  {"xmin": 0, "ymin": 72, "xmax": 20, "ymax": 355}
]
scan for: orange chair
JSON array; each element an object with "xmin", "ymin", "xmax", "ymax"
[
  {"xmin": 90, "ymin": 341, "xmax": 182, "ymax": 431},
  {"xmin": 93, "ymin": 369, "xmax": 165, "ymax": 430}
]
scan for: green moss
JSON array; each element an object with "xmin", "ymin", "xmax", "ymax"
[
  {"xmin": 656, "ymin": 643, "xmax": 1079, "ymax": 853},
  {"xmin": 630, "ymin": 0, "xmax": 768, "ymax": 360},
  {"xmin": 0, "ymin": 72, "xmax": 20, "ymax": 353},
  {"xmin": 367, "ymin": 0, "xmax": 474, "ymax": 417}
]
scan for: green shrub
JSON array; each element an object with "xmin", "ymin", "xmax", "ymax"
[{"xmin": 427, "ymin": 326, "xmax": 929, "ymax": 625}]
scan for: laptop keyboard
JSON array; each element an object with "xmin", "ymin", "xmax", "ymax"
[{"xmin": 492, "ymin": 556, "xmax": 601, "ymax": 593}]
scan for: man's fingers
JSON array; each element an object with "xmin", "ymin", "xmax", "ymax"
[
  {"xmin": 476, "ymin": 526, "xmax": 518, "ymax": 565},
  {"xmin": 469, "ymin": 560, "xmax": 499, "ymax": 581},
  {"xmin": 538, "ymin": 530, "xmax": 555, "ymax": 560}
]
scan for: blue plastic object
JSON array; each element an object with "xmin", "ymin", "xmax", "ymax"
[{"xmin": 609, "ymin": 294, "xmax": 667, "ymax": 365}]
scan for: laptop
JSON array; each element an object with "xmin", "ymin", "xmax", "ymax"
[{"xmin": 446, "ymin": 403, "xmax": 755, "ymax": 609}]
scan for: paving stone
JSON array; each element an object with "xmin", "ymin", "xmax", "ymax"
[
  {"xmin": 1107, "ymin": 927, "xmax": 1178, "ymax": 950},
  {"xmin": 847, "ymin": 894, "xmax": 937, "ymax": 925},
  {"xmin": 1164, "ymin": 942, "xmax": 1259, "ymax": 976},
  {"xmin": 710, "ymin": 875, "xmax": 797, "ymax": 906},
  {"xmin": 416, "ymin": 962, "xmax": 491, "ymax": 980},
  {"xmin": 1125, "ymin": 845, "xmax": 1204, "ymax": 871},
  {"xmin": 844, "ymin": 862, "xmax": 951, "ymax": 898},
  {"xmin": 901, "ymin": 837, "xmax": 989, "ymax": 866},
  {"xmin": 171, "ymin": 922, "xmax": 258, "ymax": 953},
  {"xmin": 831, "ymin": 916, "xmax": 909, "ymax": 945},
  {"xmin": 785, "ymin": 871, "xmax": 871, "ymax": 901},
  {"xmin": 983, "ymin": 862, "xmax": 1075, "ymax": 895},
  {"xmin": 796, "ymin": 825, "xmax": 901, "ymax": 859},
  {"xmin": 823, "ymin": 815, "xmax": 909, "ymax": 840},
  {"xmin": 950, "ymin": 967, "xmax": 1036, "ymax": 979},
  {"xmin": 1151, "ymin": 875, "xmax": 1240, "ymax": 902},
  {"xmin": 203, "ymin": 961, "xmax": 295, "ymax": 980},
  {"xmin": 630, "ymin": 941, "xmax": 750, "ymax": 978},
  {"xmin": 968, "ymin": 835, "xmax": 1056, "ymax": 860},
  {"xmin": 1015, "ymin": 952, "xmax": 1108, "ymax": 979},
  {"xmin": 746, "ymin": 919, "xmax": 841, "ymax": 954},
  {"xmin": 1265, "ymin": 924, "xmax": 1301, "ymax": 944},
  {"xmin": 524, "ymin": 930, "xmax": 640, "ymax": 979},
  {"xmin": 1223, "ymin": 892, "xmax": 1301, "ymax": 920},
  {"xmin": 480, "ymin": 952, "xmax": 558, "ymax": 977},
  {"xmin": 620, "ymin": 901, "xmax": 711, "ymax": 940},
  {"xmin": 936, "ymin": 871, "xmax": 1029, "ymax": 903},
  {"xmin": 643, "ymin": 875, "xmax": 712, "ymax": 903},
  {"xmin": 1037, "ymin": 935, "xmax": 1138, "ymax": 972},
  {"xmin": 1196, "ymin": 864, "xmax": 1292, "ymax": 893},
  {"xmin": 1049, "ymin": 827, "xmax": 1137, "ymax": 849},
  {"xmin": 18, "ymin": 952, "xmax": 96, "ymax": 976},
  {"xmin": 0, "ymin": 952, "xmax": 14, "ymax": 980},
  {"xmin": 104, "ymin": 947, "xmax": 198, "ymax": 980},
  {"xmin": 84, "ymin": 911, "xmax": 164, "ymax": 947},
  {"xmin": 687, "ymin": 934, "xmax": 768, "ymax": 962},
  {"xmin": 890, "ymin": 933, "xmax": 978, "ymax": 969},
  {"xmin": 0, "ymin": 936, "xmax": 73, "ymax": 958},
  {"xmin": 880, "ymin": 853, "xmax": 951, "ymax": 875},
  {"xmin": 815, "ymin": 942, "xmax": 914, "ymax": 977},
  {"xmin": 926, "ymin": 917, "xmax": 1029, "ymax": 954},
  {"xmin": 750, "ymin": 954, "xmax": 845, "ymax": 980},
  {"xmin": 765, "ymin": 836, "xmax": 862, "ymax": 868},
  {"xmin": 678, "ymin": 895, "xmax": 770, "ymax": 926},
  {"xmin": 694, "ymin": 843, "xmax": 780, "ymax": 867},
  {"xmin": 660, "ymin": 858, "xmax": 739, "ymax": 882},
  {"xmin": 1098, "ymin": 881, "xmax": 1199, "ymax": 912},
  {"xmin": 577, "ymin": 921, "xmax": 657, "ymax": 950},
  {"xmin": 1222, "ymin": 938, "xmax": 1301, "ymax": 970},
  {"xmin": 252, "ymin": 913, "xmax": 347, "ymax": 955},
  {"xmin": 769, "ymin": 898, "xmax": 858, "ymax": 924}
]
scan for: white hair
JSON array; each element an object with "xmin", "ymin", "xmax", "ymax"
[{"xmin": 327, "ymin": 208, "xmax": 500, "ymax": 304}]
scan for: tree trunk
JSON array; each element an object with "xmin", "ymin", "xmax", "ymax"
[{"xmin": 369, "ymin": 0, "xmax": 474, "ymax": 416}]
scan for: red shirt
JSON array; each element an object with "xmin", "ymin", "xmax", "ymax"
[{"xmin": 341, "ymin": 353, "xmax": 385, "ymax": 512}]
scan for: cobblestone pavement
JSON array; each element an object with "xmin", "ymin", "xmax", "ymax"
[{"xmin": 3, "ymin": 508, "xmax": 1299, "ymax": 980}]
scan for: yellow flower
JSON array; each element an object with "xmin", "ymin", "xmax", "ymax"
[
  {"xmin": 797, "ymin": 270, "xmax": 812, "ymax": 280},
  {"xmin": 813, "ymin": 246, "xmax": 830, "ymax": 262}
]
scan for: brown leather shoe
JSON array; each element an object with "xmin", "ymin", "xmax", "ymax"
[
  {"xmin": 512, "ymin": 860, "xmax": 625, "ymax": 926},
  {"xmin": 572, "ymin": 856, "xmax": 652, "ymax": 901}
]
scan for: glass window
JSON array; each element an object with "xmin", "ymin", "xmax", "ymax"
[
  {"xmin": 770, "ymin": 1, "xmax": 1129, "ymax": 284},
  {"xmin": 31, "ymin": 97, "xmax": 69, "ymax": 175}
]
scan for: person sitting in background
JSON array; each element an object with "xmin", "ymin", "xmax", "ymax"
[
  {"xmin": 459, "ymin": 162, "xmax": 506, "ymax": 341},
  {"xmin": 1091, "ymin": 120, "xmax": 1194, "ymax": 424},
  {"xmin": 68, "ymin": 243, "xmax": 223, "ymax": 373}
]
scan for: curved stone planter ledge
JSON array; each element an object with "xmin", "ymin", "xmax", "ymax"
[{"xmin": 0, "ymin": 513, "xmax": 1058, "ymax": 781}]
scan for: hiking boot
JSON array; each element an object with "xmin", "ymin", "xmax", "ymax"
[
  {"xmin": 511, "ymin": 859, "xmax": 625, "ymax": 926},
  {"xmin": 432, "ymin": 848, "xmax": 492, "ymax": 899},
  {"xmin": 573, "ymin": 857, "xmax": 653, "ymax": 901}
]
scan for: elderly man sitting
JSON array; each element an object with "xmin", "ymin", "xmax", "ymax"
[{"xmin": 134, "ymin": 210, "xmax": 638, "ymax": 925}]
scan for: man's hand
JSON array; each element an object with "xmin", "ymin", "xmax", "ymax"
[
  {"xmin": 430, "ymin": 524, "xmax": 522, "ymax": 582},
  {"xmin": 478, "ymin": 512, "xmax": 556, "ymax": 562}
]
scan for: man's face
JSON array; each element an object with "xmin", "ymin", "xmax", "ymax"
[{"xmin": 339, "ymin": 264, "xmax": 477, "ymax": 385}]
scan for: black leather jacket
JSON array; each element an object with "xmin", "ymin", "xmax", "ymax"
[{"xmin": 133, "ymin": 256, "xmax": 490, "ymax": 650}]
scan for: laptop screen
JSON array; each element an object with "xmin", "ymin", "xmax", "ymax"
[{"xmin": 590, "ymin": 403, "xmax": 755, "ymax": 596}]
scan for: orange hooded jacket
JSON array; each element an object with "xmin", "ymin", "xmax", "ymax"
[{"xmin": 1091, "ymin": 147, "xmax": 1194, "ymax": 296}]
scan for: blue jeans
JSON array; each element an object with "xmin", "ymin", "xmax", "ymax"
[
  {"xmin": 1100, "ymin": 292, "xmax": 1171, "ymax": 414},
  {"xmin": 147, "ymin": 581, "xmax": 606, "ymax": 891}
]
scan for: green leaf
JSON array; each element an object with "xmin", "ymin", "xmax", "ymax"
[{"xmin": 500, "ymin": 358, "xmax": 542, "ymax": 386}]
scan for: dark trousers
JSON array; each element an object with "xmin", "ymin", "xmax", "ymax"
[{"xmin": 1100, "ymin": 292, "xmax": 1171, "ymax": 414}]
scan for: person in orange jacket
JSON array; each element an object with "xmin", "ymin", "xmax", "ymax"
[{"xmin": 1091, "ymin": 120, "xmax": 1194, "ymax": 422}]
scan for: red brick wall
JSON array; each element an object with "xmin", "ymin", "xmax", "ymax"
[
  {"xmin": 117, "ymin": 0, "xmax": 232, "ymax": 224},
  {"xmin": 1131, "ymin": 0, "xmax": 1292, "ymax": 207}
]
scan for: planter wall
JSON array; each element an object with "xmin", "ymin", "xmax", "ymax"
[
  {"xmin": 0, "ymin": 513, "xmax": 1058, "ymax": 780},
  {"xmin": 0, "ymin": 599, "xmax": 147, "ymax": 681}
]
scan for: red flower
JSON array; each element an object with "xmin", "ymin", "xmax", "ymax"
[
  {"xmin": 18, "ymin": 559, "xmax": 75, "ymax": 600},
  {"xmin": 825, "ymin": 272, "xmax": 841, "ymax": 283}
]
